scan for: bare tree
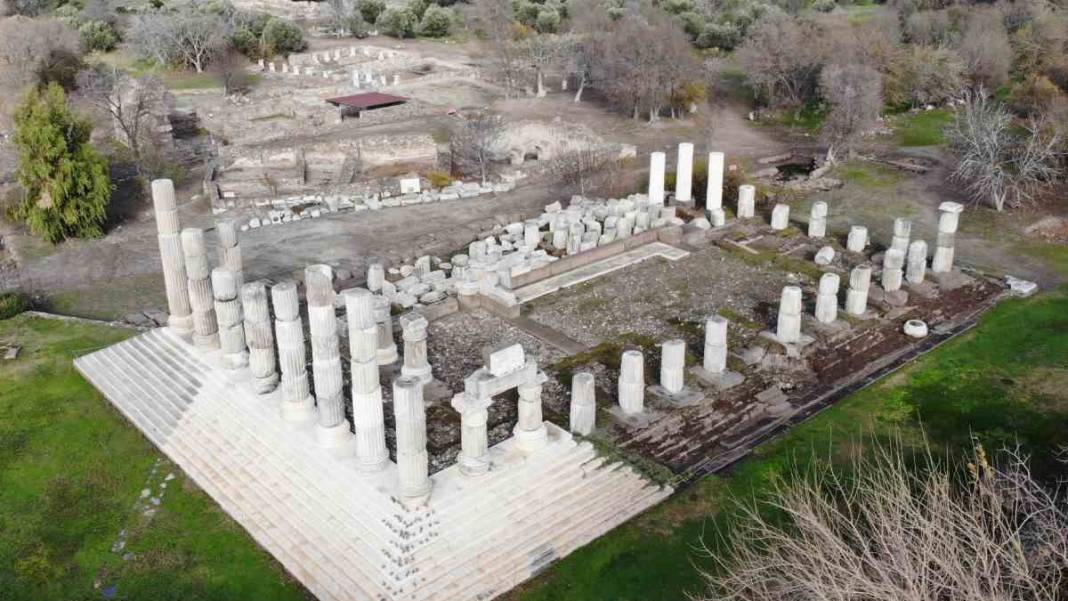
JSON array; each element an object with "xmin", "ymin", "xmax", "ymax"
[
  {"xmin": 515, "ymin": 34, "xmax": 562, "ymax": 97},
  {"xmin": 703, "ymin": 443, "xmax": 1068, "ymax": 601},
  {"xmin": 450, "ymin": 111, "xmax": 504, "ymax": 184},
  {"xmin": 129, "ymin": 8, "xmax": 227, "ymax": 73},
  {"xmin": 737, "ymin": 13, "xmax": 827, "ymax": 107},
  {"xmin": 549, "ymin": 141, "xmax": 619, "ymax": 197},
  {"xmin": 820, "ymin": 62, "xmax": 882, "ymax": 158},
  {"xmin": 0, "ymin": 17, "xmax": 81, "ymax": 125},
  {"xmin": 77, "ymin": 65, "xmax": 169, "ymax": 178},
  {"xmin": 958, "ymin": 9, "xmax": 1012, "ymax": 91},
  {"xmin": 469, "ymin": 0, "xmax": 523, "ymax": 97}
]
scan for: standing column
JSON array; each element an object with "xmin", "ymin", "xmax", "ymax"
[
  {"xmin": 216, "ymin": 219, "xmax": 244, "ymax": 290},
  {"xmin": 660, "ymin": 339, "xmax": 686, "ymax": 394},
  {"xmin": 618, "ymin": 350, "xmax": 645, "ymax": 415},
  {"xmin": 241, "ymin": 281, "xmax": 278, "ymax": 394},
  {"xmin": 400, "ymin": 312, "xmax": 432, "ymax": 384},
  {"xmin": 815, "ymin": 272, "xmax": 840, "ymax": 323},
  {"xmin": 846, "ymin": 264, "xmax": 873, "ymax": 316},
  {"xmin": 890, "ymin": 218, "xmax": 911, "ymax": 255},
  {"xmin": 212, "ymin": 268, "xmax": 248, "ymax": 369},
  {"xmin": 344, "ymin": 288, "xmax": 389, "ymax": 470},
  {"xmin": 776, "ymin": 286, "xmax": 803, "ymax": 344},
  {"xmin": 706, "ymin": 152, "xmax": 725, "ymax": 223},
  {"xmin": 514, "ymin": 376, "xmax": 548, "ymax": 452},
  {"xmin": 366, "ymin": 262, "xmax": 385, "ymax": 292},
  {"xmin": 847, "ymin": 225, "xmax": 869, "ymax": 253},
  {"xmin": 181, "ymin": 228, "xmax": 219, "ymax": 351},
  {"xmin": 906, "ymin": 240, "xmax": 928, "ymax": 285},
  {"xmin": 150, "ymin": 179, "xmax": 192, "ymax": 339},
  {"xmin": 451, "ymin": 382, "xmax": 492, "ymax": 476},
  {"xmin": 374, "ymin": 296, "xmax": 398, "ymax": 365},
  {"xmin": 569, "ymin": 372, "xmax": 596, "ymax": 435},
  {"xmin": 737, "ymin": 185, "xmax": 756, "ymax": 218},
  {"xmin": 393, "ymin": 376, "xmax": 431, "ymax": 505},
  {"xmin": 305, "ymin": 264, "xmax": 354, "ymax": 449},
  {"xmin": 272, "ymin": 281, "xmax": 315, "ymax": 422},
  {"xmin": 882, "ymin": 248, "xmax": 905, "ymax": 292},
  {"xmin": 932, "ymin": 202, "xmax": 964, "ymax": 273},
  {"xmin": 703, "ymin": 315, "xmax": 728, "ymax": 374},
  {"xmin": 771, "ymin": 204, "xmax": 790, "ymax": 230},
  {"xmin": 675, "ymin": 142, "xmax": 694, "ymax": 204},
  {"xmin": 808, "ymin": 201, "xmax": 828, "ymax": 238},
  {"xmin": 648, "ymin": 151, "xmax": 666, "ymax": 205}
]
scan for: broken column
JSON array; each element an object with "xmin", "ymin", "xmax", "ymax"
[
  {"xmin": 703, "ymin": 315, "xmax": 728, "ymax": 374},
  {"xmin": 890, "ymin": 218, "xmax": 911, "ymax": 255},
  {"xmin": 569, "ymin": 371, "xmax": 596, "ymax": 435},
  {"xmin": 150, "ymin": 179, "xmax": 192, "ymax": 339},
  {"xmin": 846, "ymin": 263, "xmax": 873, "ymax": 316},
  {"xmin": 366, "ymin": 262, "xmax": 384, "ymax": 292},
  {"xmin": 906, "ymin": 239, "xmax": 928, "ymax": 284},
  {"xmin": 660, "ymin": 339, "xmax": 686, "ymax": 394},
  {"xmin": 771, "ymin": 203, "xmax": 790, "ymax": 230},
  {"xmin": 514, "ymin": 374, "xmax": 548, "ymax": 452},
  {"xmin": 776, "ymin": 286, "xmax": 803, "ymax": 343},
  {"xmin": 452, "ymin": 388, "xmax": 492, "ymax": 476},
  {"xmin": 618, "ymin": 350, "xmax": 645, "ymax": 415},
  {"xmin": 706, "ymin": 152, "xmax": 725, "ymax": 224},
  {"xmin": 675, "ymin": 142, "xmax": 694, "ymax": 205},
  {"xmin": 211, "ymin": 268, "xmax": 248, "ymax": 369},
  {"xmin": 241, "ymin": 281, "xmax": 278, "ymax": 394},
  {"xmin": 181, "ymin": 228, "xmax": 219, "ymax": 350},
  {"xmin": 306, "ymin": 264, "xmax": 354, "ymax": 450},
  {"xmin": 374, "ymin": 296, "xmax": 398, "ymax": 365},
  {"xmin": 648, "ymin": 151, "xmax": 666, "ymax": 205},
  {"xmin": 272, "ymin": 281, "xmax": 315, "ymax": 422},
  {"xmin": 882, "ymin": 248, "xmax": 905, "ymax": 292},
  {"xmin": 344, "ymin": 287, "xmax": 388, "ymax": 471},
  {"xmin": 815, "ymin": 272, "xmax": 840, "ymax": 323},
  {"xmin": 737, "ymin": 184, "xmax": 756, "ymax": 218},
  {"xmin": 399, "ymin": 312, "xmax": 432, "ymax": 384},
  {"xmin": 932, "ymin": 201, "xmax": 964, "ymax": 273},
  {"xmin": 847, "ymin": 225, "xmax": 868, "ymax": 253},
  {"xmin": 216, "ymin": 219, "xmax": 243, "ymax": 290},
  {"xmin": 808, "ymin": 201, "xmax": 828, "ymax": 238},
  {"xmin": 393, "ymin": 376, "xmax": 431, "ymax": 505}
]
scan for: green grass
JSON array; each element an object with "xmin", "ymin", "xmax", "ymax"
[
  {"xmin": 509, "ymin": 289, "xmax": 1068, "ymax": 601},
  {"xmin": 832, "ymin": 161, "xmax": 905, "ymax": 190},
  {"xmin": 0, "ymin": 315, "xmax": 309, "ymax": 601},
  {"xmin": 892, "ymin": 108, "xmax": 954, "ymax": 146}
]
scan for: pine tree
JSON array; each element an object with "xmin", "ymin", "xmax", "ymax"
[{"xmin": 12, "ymin": 82, "xmax": 112, "ymax": 243}]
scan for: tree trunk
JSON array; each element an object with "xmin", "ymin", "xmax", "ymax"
[
  {"xmin": 536, "ymin": 71, "xmax": 545, "ymax": 98},
  {"xmin": 573, "ymin": 80, "xmax": 585, "ymax": 103}
]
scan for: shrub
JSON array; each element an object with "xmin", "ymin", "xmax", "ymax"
[
  {"xmin": 810, "ymin": 0, "xmax": 836, "ymax": 12},
  {"xmin": 376, "ymin": 6, "xmax": 416, "ymax": 37},
  {"xmin": 0, "ymin": 292, "xmax": 30, "ymax": 320},
  {"xmin": 357, "ymin": 0, "xmax": 386, "ymax": 24},
  {"xmin": 407, "ymin": 0, "xmax": 429, "ymax": 20},
  {"xmin": 346, "ymin": 13, "xmax": 371, "ymax": 38},
  {"xmin": 697, "ymin": 21, "xmax": 741, "ymax": 50},
  {"xmin": 676, "ymin": 11, "xmax": 704, "ymax": 38},
  {"xmin": 79, "ymin": 20, "xmax": 119, "ymax": 52},
  {"xmin": 662, "ymin": 0, "xmax": 695, "ymax": 15},
  {"xmin": 418, "ymin": 5, "xmax": 452, "ymax": 37},
  {"xmin": 535, "ymin": 7, "xmax": 560, "ymax": 33},
  {"xmin": 1008, "ymin": 75, "xmax": 1062, "ymax": 117},
  {"xmin": 261, "ymin": 18, "xmax": 306, "ymax": 57},
  {"xmin": 425, "ymin": 170, "xmax": 452, "ymax": 188},
  {"xmin": 885, "ymin": 44, "xmax": 965, "ymax": 108}
]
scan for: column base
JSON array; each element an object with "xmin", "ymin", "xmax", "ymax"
[
  {"xmin": 376, "ymin": 345, "xmax": 398, "ymax": 366},
  {"xmin": 251, "ymin": 372, "xmax": 280, "ymax": 395},
  {"xmin": 193, "ymin": 332, "xmax": 220, "ymax": 351},
  {"xmin": 316, "ymin": 422, "xmax": 357, "ymax": 457},
  {"xmin": 168, "ymin": 314, "xmax": 194, "ymax": 340},
  {"xmin": 459, "ymin": 454, "xmax": 490, "ymax": 477},
  {"xmin": 223, "ymin": 351, "xmax": 249, "ymax": 370},
  {"xmin": 401, "ymin": 363, "xmax": 433, "ymax": 384},
  {"xmin": 399, "ymin": 487, "xmax": 432, "ymax": 509},
  {"xmin": 281, "ymin": 396, "xmax": 316, "ymax": 424},
  {"xmin": 513, "ymin": 422, "xmax": 548, "ymax": 453}
]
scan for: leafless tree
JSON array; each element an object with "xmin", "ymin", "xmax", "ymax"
[
  {"xmin": 737, "ymin": 13, "xmax": 827, "ymax": 107},
  {"xmin": 77, "ymin": 65, "xmax": 168, "ymax": 178},
  {"xmin": 129, "ymin": 8, "xmax": 227, "ymax": 73},
  {"xmin": 885, "ymin": 44, "xmax": 965, "ymax": 107},
  {"xmin": 211, "ymin": 44, "xmax": 251, "ymax": 96},
  {"xmin": 549, "ymin": 141, "xmax": 619, "ymax": 197},
  {"xmin": 947, "ymin": 89, "xmax": 1061, "ymax": 211},
  {"xmin": 958, "ymin": 9, "xmax": 1012, "ymax": 91},
  {"xmin": 450, "ymin": 111, "xmax": 504, "ymax": 185},
  {"xmin": 515, "ymin": 34, "xmax": 563, "ymax": 97},
  {"xmin": 469, "ymin": 0, "xmax": 523, "ymax": 97},
  {"xmin": 820, "ymin": 63, "xmax": 882, "ymax": 157},
  {"xmin": 703, "ymin": 443, "xmax": 1068, "ymax": 601},
  {"xmin": 0, "ymin": 17, "xmax": 81, "ymax": 125}
]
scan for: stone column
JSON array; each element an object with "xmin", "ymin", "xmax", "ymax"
[
  {"xmin": 181, "ymin": 228, "xmax": 219, "ymax": 351},
  {"xmin": 366, "ymin": 262, "xmax": 385, "ymax": 292},
  {"xmin": 815, "ymin": 272, "xmax": 840, "ymax": 324},
  {"xmin": 569, "ymin": 372, "xmax": 596, "ymax": 435},
  {"xmin": 371, "ymin": 295, "xmax": 398, "ymax": 365},
  {"xmin": 451, "ymin": 386, "xmax": 492, "ymax": 476},
  {"xmin": 514, "ymin": 376, "xmax": 548, "ymax": 452},
  {"xmin": 932, "ymin": 202, "xmax": 964, "ymax": 273},
  {"xmin": 272, "ymin": 281, "xmax": 315, "ymax": 422},
  {"xmin": 344, "ymin": 288, "xmax": 388, "ymax": 471},
  {"xmin": 906, "ymin": 239, "xmax": 928, "ymax": 285},
  {"xmin": 882, "ymin": 248, "xmax": 905, "ymax": 292},
  {"xmin": 808, "ymin": 201, "xmax": 828, "ymax": 238},
  {"xmin": 846, "ymin": 264, "xmax": 872, "ymax": 316},
  {"xmin": 737, "ymin": 185, "xmax": 756, "ymax": 218},
  {"xmin": 216, "ymin": 219, "xmax": 243, "ymax": 290},
  {"xmin": 150, "ymin": 179, "xmax": 192, "ymax": 339},
  {"xmin": 706, "ymin": 152, "xmax": 725, "ymax": 217},
  {"xmin": 648, "ymin": 151, "xmax": 666, "ymax": 205},
  {"xmin": 890, "ymin": 218, "xmax": 911, "ymax": 255},
  {"xmin": 305, "ymin": 265, "xmax": 353, "ymax": 449},
  {"xmin": 771, "ymin": 204, "xmax": 790, "ymax": 230},
  {"xmin": 618, "ymin": 350, "xmax": 645, "ymax": 415},
  {"xmin": 847, "ymin": 225, "xmax": 868, "ymax": 253},
  {"xmin": 703, "ymin": 315, "xmax": 728, "ymax": 374},
  {"xmin": 211, "ymin": 268, "xmax": 248, "ymax": 369},
  {"xmin": 524, "ymin": 221, "xmax": 541, "ymax": 249},
  {"xmin": 399, "ymin": 312, "xmax": 432, "ymax": 384},
  {"xmin": 675, "ymin": 143, "xmax": 694, "ymax": 204},
  {"xmin": 241, "ymin": 281, "xmax": 278, "ymax": 394},
  {"xmin": 660, "ymin": 339, "xmax": 686, "ymax": 394},
  {"xmin": 393, "ymin": 376, "xmax": 431, "ymax": 506},
  {"xmin": 776, "ymin": 286, "xmax": 803, "ymax": 343}
]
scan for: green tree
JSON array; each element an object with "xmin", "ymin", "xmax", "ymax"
[
  {"xmin": 261, "ymin": 18, "xmax": 307, "ymax": 57},
  {"xmin": 357, "ymin": 0, "xmax": 387, "ymax": 24},
  {"xmin": 11, "ymin": 83, "xmax": 112, "ymax": 243},
  {"xmin": 376, "ymin": 7, "xmax": 417, "ymax": 37},
  {"xmin": 419, "ymin": 5, "xmax": 452, "ymax": 37}
]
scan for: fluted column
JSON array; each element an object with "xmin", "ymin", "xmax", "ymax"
[
  {"xmin": 374, "ymin": 295, "xmax": 398, "ymax": 365},
  {"xmin": 394, "ymin": 376, "xmax": 431, "ymax": 505},
  {"xmin": 400, "ymin": 312, "xmax": 432, "ymax": 384},
  {"xmin": 514, "ymin": 375, "xmax": 548, "ymax": 452},
  {"xmin": 660, "ymin": 339, "xmax": 685, "ymax": 394},
  {"xmin": 890, "ymin": 218, "xmax": 911, "ymax": 255},
  {"xmin": 306, "ymin": 264, "xmax": 354, "ymax": 450},
  {"xmin": 211, "ymin": 268, "xmax": 248, "ymax": 369},
  {"xmin": 737, "ymin": 185, "xmax": 756, "ymax": 218},
  {"xmin": 343, "ymin": 288, "xmax": 388, "ymax": 471},
  {"xmin": 181, "ymin": 228, "xmax": 219, "ymax": 351},
  {"xmin": 366, "ymin": 262, "xmax": 385, "ymax": 292},
  {"xmin": 906, "ymin": 240, "xmax": 928, "ymax": 285},
  {"xmin": 151, "ymin": 179, "xmax": 192, "ymax": 339},
  {"xmin": 241, "ymin": 281, "xmax": 278, "ymax": 393},
  {"xmin": 569, "ymin": 372, "xmax": 595, "ymax": 435},
  {"xmin": 618, "ymin": 350, "xmax": 645, "ymax": 415},
  {"xmin": 271, "ymin": 281, "xmax": 315, "ymax": 422},
  {"xmin": 216, "ymin": 219, "xmax": 244, "ymax": 291},
  {"xmin": 776, "ymin": 286, "xmax": 803, "ymax": 343},
  {"xmin": 882, "ymin": 248, "xmax": 905, "ymax": 292},
  {"xmin": 808, "ymin": 201, "xmax": 828, "ymax": 238},
  {"xmin": 846, "ymin": 263, "xmax": 873, "ymax": 316},
  {"xmin": 815, "ymin": 273, "xmax": 840, "ymax": 323},
  {"xmin": 932, "ymin": 202, "xmax": 964, "ymax": 273},
  {"xmin": 451, "ymin": 387, "xmax": 492, "ymax": 477},
  {"xmin": 847, "ymin": 225, "xmax": 868, "ymax": 253},
  {"xmin": 703, "ymin": 315, "xmax": 728, "ymax": 374}
]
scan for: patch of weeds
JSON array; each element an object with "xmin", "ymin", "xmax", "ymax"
[
  {"xmin": 833, "ymin": 161, "xmax": 905, "ymax": 190},
  {"xmin": 582, "ymin": 431, "xmax": 675, "ymax": 486},
  {"xmin": 718, "ymin": 308, "xmax": 762, "ymax": 331},
  {"xmin": 891, "ymin": 109, "xmax": 953, "ymax": 147},
  {"xmin": 552, "ymin": 333, "xmax": 659, "ymax": 386},
  {"xmin": 722, "ymin": 245, "xmax": 823, "ymax": 281}
]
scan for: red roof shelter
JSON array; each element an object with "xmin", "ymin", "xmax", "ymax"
[{"xmin": 325, "ymin": 92, "xmax": 408, "ymax": 119}]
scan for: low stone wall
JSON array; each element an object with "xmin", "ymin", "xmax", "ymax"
[{"xmin": 507, "ymin": 229, "xmax": 663, "ymax": 290}]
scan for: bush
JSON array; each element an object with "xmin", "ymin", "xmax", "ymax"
[
  {"xmin": 376, "ymin": 6, "xmax": 416, "ymax": 37},
  {"xmin": 884, "ymin": 44, "xmax": 965, "ymax": 108},
  {"xmin": 697, "ymin": 21, "xmax": 741, "ymax": 50},
  {"xmin": 535, "ymin": 7, "xmax": 560, "ymax": 33},
  {"xmin": 79, "ymin": 20, "xmax": 119, "ymax": 52},
  {"xmin": 1008, "ymin": 75, "xmax": 1062, "ymax": 117},
  {"xmin": 357, "ymin": 0, "xmax": 386, "ymax": 24},
  {"xmin": 0, "ymin": 292, "xmax": 30, "ymax": 320},
  {"xmin": 662, "ymin": 0, "xmax": 695, "ymax": 15},
  {"xmin": 346, "ymin": 13, "xmax": 371, "ymax": 37},
  {"xmin": 261, "ymin": 18, "xmax": 306, "ymax": 57},
  {"xmin": 425, "ymin": 170, "xmax": 452, "ymax": 188},
  {"xmin": 418, "ymin": 5, "xmax": 452, "ymax": 37},
  {"xmin": 407, "ymin": 0, "xmax": 429, "ymax": 20}
]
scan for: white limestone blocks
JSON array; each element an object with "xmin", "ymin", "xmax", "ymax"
[
  {"xmin": 770, "ymin": 203, "xmax": 790, "ymax": 230},
  {"xmin": 400, "ymin": 312, "xmax": 432, "ymax": 384},
  {"xmin": 305, "ymin": 264, "xmax": 352, "ymax": 448},
  {"xmin": 648, "ymin": 152, "xmax": 666, "ymax": 205},
  {"xmin": 181, "ymin": 228, "xmax": 219, "ymax": 350},
  {"xmin": 808, "ymin": 201, "xmax": 828, "ymax": 238},
  {"xmin": 488, "ymin": 344, "xmax": 525, "ymax": 376},
  {"xmin": 151, "ymin": 179, "xmax": 192, "ymax": 339},
  {"xmin": 216, "ymin": 219, "xmax": 243, "ymax": 290},
  {"xmin": 890, "ymin": 218, "xmax": 911, "ymax": 255},
  {"xmin": 815, "ymin": 272, "xmax": 840, "ymax": 323},
  {"xmin": 211, "ymin": 268, "xmax": 248, "ymax": 369},
  {"xmin": 847, "ymin": 225, "xmax": 868, "ymax": 253},
  {"xmin": 737, "ymin": 185, "xmax": 756, "ymax": 219},
  {"xmin": 344, "ymin": 288, "xmax": 388, "ymax": 471},
  {"xmin": 814, "ymin": 246, "xmax": 835, "ymax": 266},
  {"xmin": 846, "ymin": 263, "xmax": 872, "ymax": 316},
  {"xmin": 660, "ymin": 339, "xmax": 686, "ymax": 394},
  {"xmin": 932, "ymin": 201, "xmax": 964, "ymax": 273},
  {"xmin": 569, "ymin": 372, "xmax": 596, "ymax": 435},
  {"xmin": 776, "ymin": 286, "xmax": 803, "ymax": 343},
  {"xmin": 272, "ymin": 281, "xmax": 315, "ymax": 422},
  {"xmin": 675, "ymin": 143, "xmax": 694, "ymax": 204},
  {"xmin": 906, "ymin": 239, "xmax": 928, "ymax": 284},
  {"xmin": 515, "ymin": 375, "xmax": 548, "ymax": 452},
  {"xmin": 393, "ymin": 376, "xmax": 431, "ymax": 505},
  {"xmin": 618, "ymin": 350, "xmax": 645, "ymax": 415},
  {"xmin": 882, "ymin": 248, "xmax": 906, "ymax": 292},
  {"xmin": 703, "ymin": 315, "xmax": 728, "ymax": 374},
  {"xmin": 241, "ymin": 281, "xmax": 278, "ymax": 394}
]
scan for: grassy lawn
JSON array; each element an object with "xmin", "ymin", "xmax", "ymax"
[
  {"xmin": 0, "ymin": 315, "xmax": 309, "ymax": 601},
  {"xmin": 891, "ymin": 108, "xmax": 954, "ymax": 147}
]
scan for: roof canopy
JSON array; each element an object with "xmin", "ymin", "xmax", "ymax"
[{"xmin": 324, "ymin": 92, "xmax": 408, "ymax": 110}]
